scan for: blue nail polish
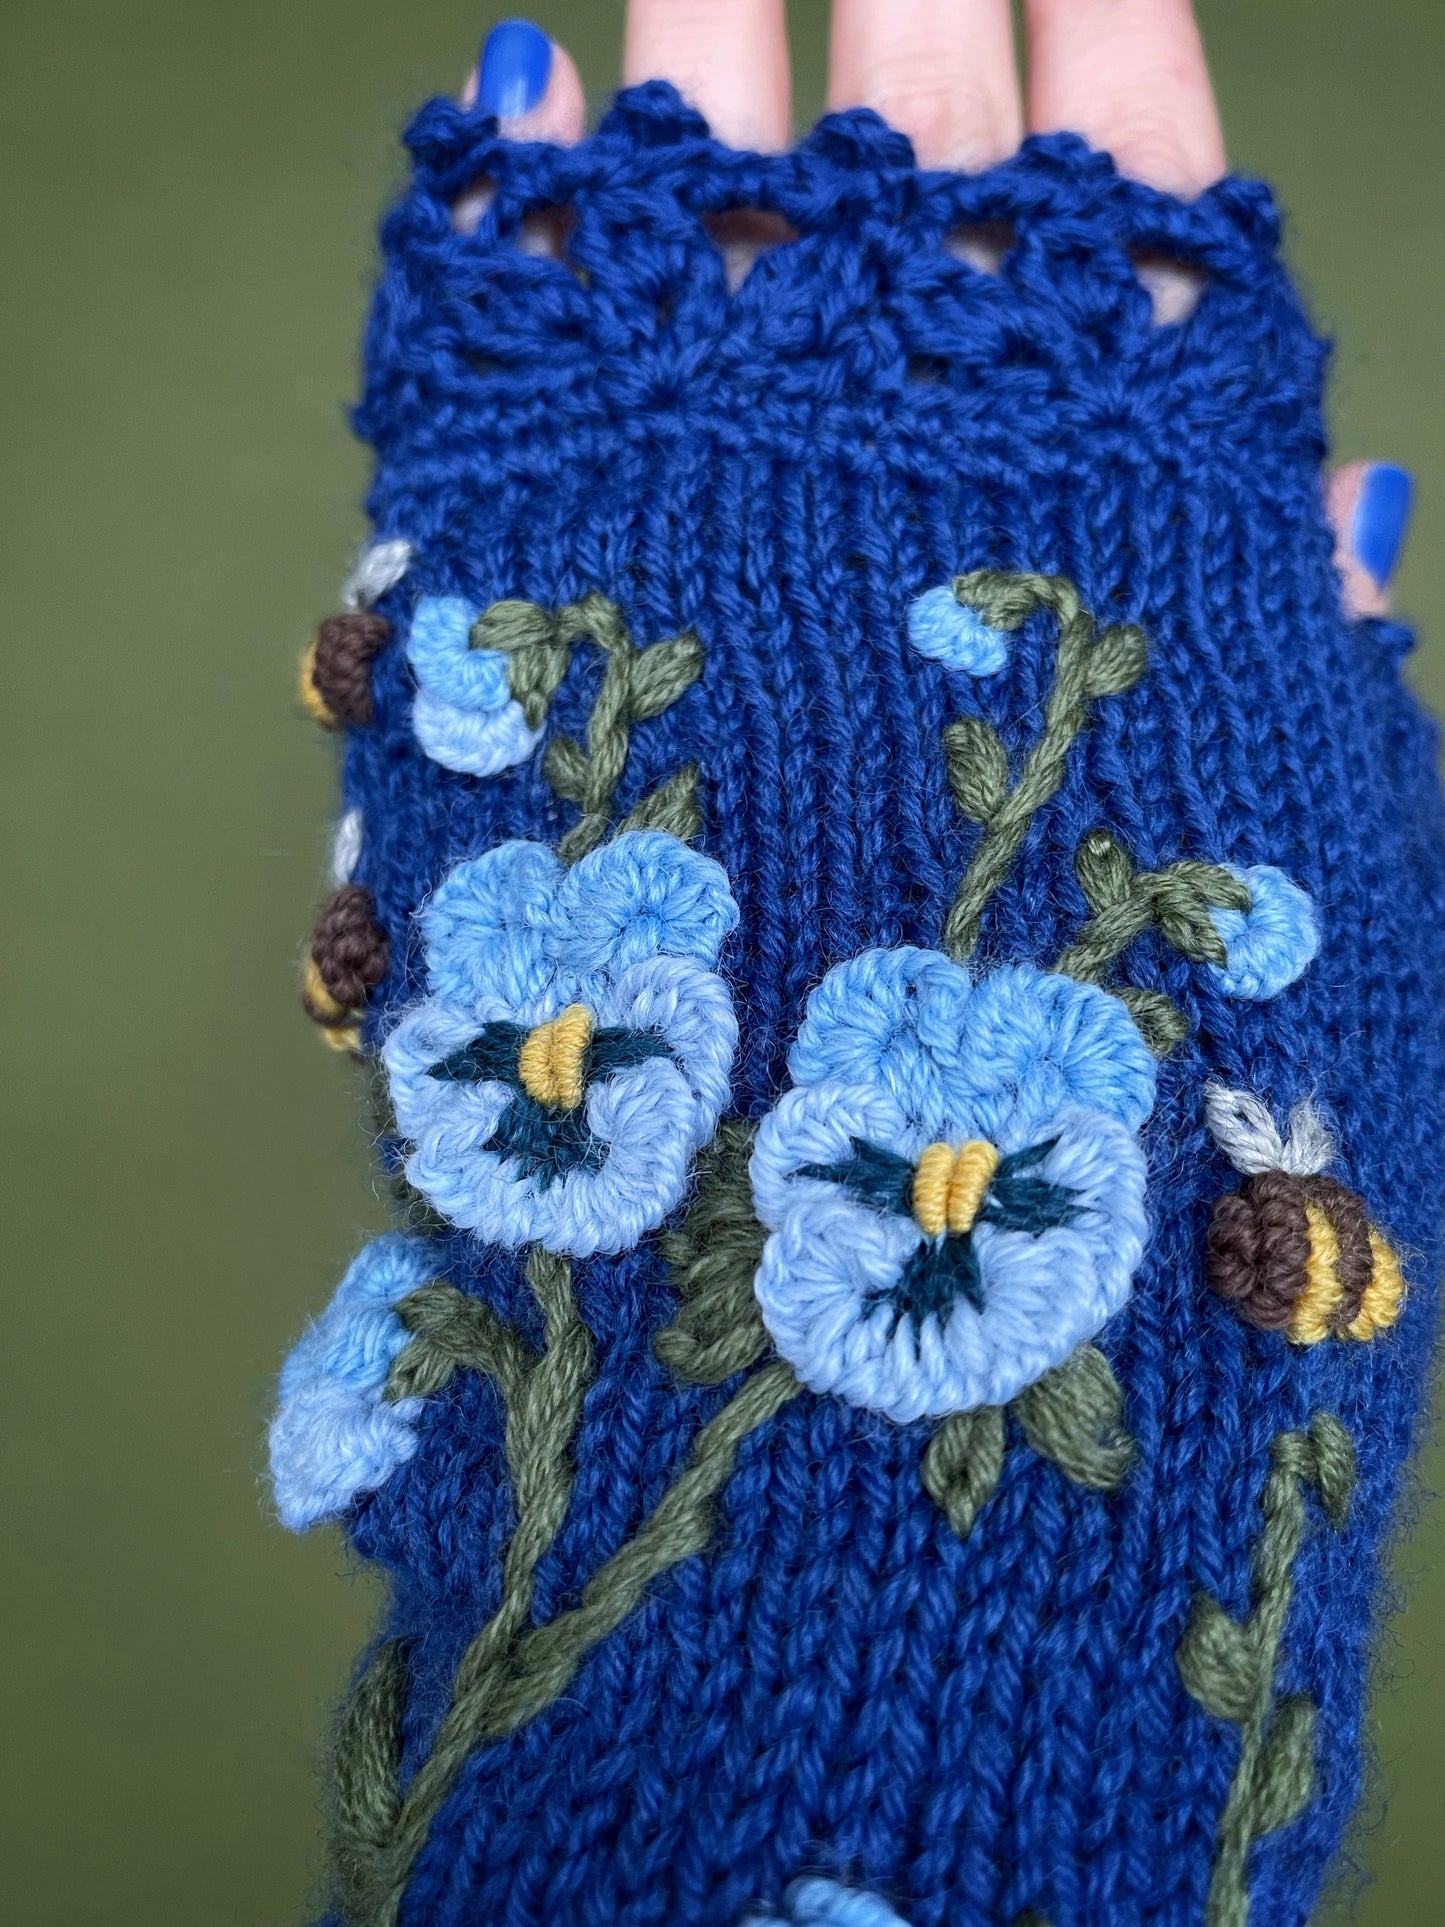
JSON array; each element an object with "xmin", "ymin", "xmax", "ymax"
[
  {"xmin": 478, "ymin": 19, "xmax": 552, "ymax": 121},
  {"xmin": 1351, "ymin": 463, "xmax": 1414, "ymax": 587}
]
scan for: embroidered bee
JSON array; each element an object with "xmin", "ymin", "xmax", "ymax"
[{"xmin": 1203, "ymin": 1085, "xmax": 1405, "ymax": 1343}]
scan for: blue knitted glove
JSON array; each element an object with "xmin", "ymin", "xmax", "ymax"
[{"xmin": 270, "ymin": 84, "xmax": 1445, "ymax": 1927}]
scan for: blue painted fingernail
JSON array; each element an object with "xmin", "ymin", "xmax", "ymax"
[
  {"xmin": 1351, "ymin": 463, "xmax": 1414, "ymax": 587},
  {"xmin": 478, "ymin": 19, "xmax": 552, "ymax": 120}
]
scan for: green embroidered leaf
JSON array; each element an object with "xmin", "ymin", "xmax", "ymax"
[
  {"xmin": 943, "ymin": 716, "xmax": 1011, "ymax": 824},
  {"xmin": 1177, "ymin": 1594, "xmax": 1264, "ymax": 1724},
  {"xmin": 1116, "ymin": 985, "xmax": 1191, "ymax": 1057},
  {"xmin": 1074, "ymin": 828, "xmax": 1136, "ymax": 913},
  {"xmin": 387, "ymin": 1283, "xmax": 531, "ymax": 1405},
  {"xmin": 1249, "ymin": 1694, "xmax": 1318, "ymax": 1835},
  {"xmin": 1083, "ymin": 622, "xmax": 1149, "ymax": 698},
  {"xmin": 656, "ymin": 1121, "xmax": 771, "ymax": 1384},
  {"xmin": 628, "ymin": 634, "xmax": 705, "ymax": 720},
  {"xmin": 542, "ymin": 735, "xmax": 589, "ymax": 803},
  {"xmin": 617, "ymin": 765, "xmax": 703, "ymax": 841},
  {"xmin": 922, "ymin": 1406, "xmax": 1007, "ymax": 1540},
  {"xmin": 1304, "ymin": 1412, "xmax": 1357, "ymax": 1531},
  {"xmin": 1015, "ymin": 1343, "xmax": 1134, "ymax": 1491}
]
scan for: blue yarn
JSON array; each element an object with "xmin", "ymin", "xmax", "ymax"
[
  {"xmin": 907, "ymin": 583, "xmax": 1010, "ymax": 675},
  {"xmin": 745, "ymin": 1879, "xmax": 912, "ymax": 1927},
  {"xmin": 787, "ymin": 950, "xmax": 1158, "ymax": 1141},
  {"xmin": 268, "ymin": 1233, "xmax": 439, "ymax": 1531},
  {"xmin": 1209, "ymin": 863, "xmax": 1320, "ymax": 1001},
  {"xmin": 759, "ymin": 994, "xmax": 1156, "ymax": 1418},
  {"xmin": 292, "ymin": 82, "xmax": 1445, "ymax": 1927},
  {"xmin": 406, "ymin": 594, "xmax": 544, "ymax": 778},
  {"xmin": 382, "ymin": 831, "xmax": 739, "ymax": 1256}
]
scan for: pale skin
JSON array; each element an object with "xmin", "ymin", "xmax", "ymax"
[{"xmin": 461, "ymin": 1, "xmax": 1395, "ymax": 619}]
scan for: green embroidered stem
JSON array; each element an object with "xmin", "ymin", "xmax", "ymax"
[
  {"xmin": 1013, "ymin": 1344, "xmax": 1134, "ymax": 1491},
  {"xmin": 1177, "ymin": 1412, "xmax": 1356, "ymax": 1927},
  {"xmin": 340, "ymin": 1255, "xmax": 592, "ymax": 1923},
  {"xmin": 331, "ymin": 1638, "xmax": 410, "ymax": 1924},
  {"xmin": 475, "ymin": 590, "xmax": 705, "ymax": 861},
  {"xmin": 1052, "ymin": 829, "xmax": 1251, "ymax": 1055},
  {"xmin": 542, "ymin": 594, "xmax": 703, "ymax": 862},
  {"xmin": 655, "ymin": 1119, "xmax": 771, "ymax": 1384},
  {"xmin": 922, "ymin": 1406, "xmax": 1007, "ymax": 1539},
  {"xmin": 940, "ymin": 572, "xmax": 1148, "ymax": 962},
  {"xmin": 473, "ymin": 598, "xmax": 574, "ymax": 728},
  {"xmin": 369, "ymin": 1360, "xmax": 800, "ymax": 1926}
]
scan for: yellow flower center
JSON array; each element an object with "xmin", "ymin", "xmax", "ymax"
[
  {"xmin": 517, "ymin": 1004, "xmax": 594, "ymax": 1111},
  {"xmin": 912, "ymin": 1139, "xmax": 1001, "ymax": 1239}
]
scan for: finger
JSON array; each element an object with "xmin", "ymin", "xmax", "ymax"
[
  {"xmin": 1024, "ymin": 0, "xmax": 1226, "ymax": 196},
  {"xmin": 455, "ymin": 23, "xmax": 587, "ymax": 241},
  {"xmin": 460, "ymin": 19, "xmax": 586, "ymax": 144},
  {"xmin": 1328, "ymin": 462, "xmax": 1414, "ymax": 619},
  {"xmin": 828, "ymin": 0, "xmax": 1021, "ymax": 170},
  {"xmin": 623, "ymin": 0, "xmax": 792, "ymax": 152}
]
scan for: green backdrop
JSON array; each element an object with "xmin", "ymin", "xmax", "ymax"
[{"xmin": 3, "ymin": 2, "xmax": 1441, "ymax": 1920}]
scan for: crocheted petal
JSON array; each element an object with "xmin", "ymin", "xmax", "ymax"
[
  {"xmin": 412, "ymin": 687, "xmax": 544, "ymax": 779},
  {"xmin": 405, "ymin": 594, "xmax": 511, "ymax": 709},
  {"xmin": 1209, "ymin": 863, "xmax": 1321, "ymax": 1000},
  {"xmin": 269, "ymin": 1233, "xmax": 437, "ymax": 1530},
  {"xmin": 528, "ymin": 1057, "xmax": 706, "ymax": 1258},
  {"xmin": 754, "ymin": 1183, "xmax": 925, "ymax": 1415},
  {"xmin": 547, "ymin": 830, "xmax": 741, "ymax": 978},
  {"xmin": 383, "ymin": 998, "xmax": 519, "ymax": 1213},
  {"xmin": 268, "ymin": 1382, "xmax": 422, "ymax": 1532},
  {"xmin": 419, "ymin": 842, "xmax": 565, "ymax": 1007},
  {"xmin": 958, "ymin": 1111, "xmax": 1150, "ymax": 1407},
  {"xmin": 788, "ymin": 948, "xmax": 976, "ymax": 1141},
  {"xmin": 907, "ymin": 583, "xmax": 1009, "ymax": 676},
  {"xmin": 947, "ymin": 966, "xmax": 1158, "ymax": 1143},
  {"xmin": 595, "ymin": 954, "xmax": 738, "ymax": 1135},
  {"xmin": 750, "ymin": 1079, "xmax": 916, "ymax": 1230},
  {"xmin": 785, "ymin": 1880, "xmax": 914, "ymax": 1927}
]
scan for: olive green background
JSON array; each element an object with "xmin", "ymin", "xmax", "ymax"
[{"xmin": 2, "ymin": 2, "xmax": 1442, "ymax": 1920}]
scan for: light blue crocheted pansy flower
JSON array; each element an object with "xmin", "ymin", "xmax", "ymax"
[
  {"xmin": 1209, "ymin": 863, "xmax": 1320, "ymax": 1001},
  {"xmin": 384, "ymin": 831, "xmax": 739, "ymax": 1258},
  {"xmin": 907, "ymin": 582, "xmax": 1009, "ymax": 676},
  {"xmin": 408, "ymin": 595, "xmax": 543, "ymax": 778},
  {"xmin": 744, "ymin": 1879, "xmax": 912, "ymax": 1927},
  {"xmin": 268, "ymin": 1233, "xmax": 437, "ymax": 1532},
  {"xmin": 752, "ymin": 949, "xmax": 1154, "ymax": 1424}
]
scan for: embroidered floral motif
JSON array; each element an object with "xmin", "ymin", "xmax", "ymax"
[
  {"xmin": 408, "ymin": 594, "xmax": 545, "ymax": 778},
  {"xmin": 384, "ymin": 830, "xmax": 738, "ymax": 1257},
  {"xmin": 907, "ymin": 580, "xmax": 1010, "ymax": 675},
  {"xmin": 751, "ymin": 948, "xmax": 1154, "ymax": 1422},
  {"xmin": 268, "ymin": 1233, "xmax": 439, "ymax": 1531},
  {"xmin": 1207, "ymin": 864, "xmax": 1319, "ymax": 1001},
  {"xmin": 744, "ymin": 1878, "xmax": 914, "ymax": 1927}
]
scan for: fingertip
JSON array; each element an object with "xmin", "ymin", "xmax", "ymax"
[
  {"xmin": 1329, "ymin": 461, "xmax": 1414, "ymax": 620},
  {"xmin": 462, "ymin": 22, "xmax": 586, "ymax": 145}
]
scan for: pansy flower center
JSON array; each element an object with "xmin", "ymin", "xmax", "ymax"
[
  {"xmin": 517, "ymin": 1004, "xmax": 594, "ymax": 1112},
  {"xmin": 799, "ymin": 1131, "xmax": 1086, "ymax": 1331},
  {"xmin": 426, "ymin": 1007, "xmax": 674, "ymax": 1189},
  {"xmin": 911, "ymin": 1139, "xmax": 1001, "ymax": 1238}
]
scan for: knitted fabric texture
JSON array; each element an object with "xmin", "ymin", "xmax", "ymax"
[{"xmin": 285, "ymin": 83, "xmax": 1445, "ymax": 1927}]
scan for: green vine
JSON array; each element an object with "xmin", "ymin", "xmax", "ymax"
[
  {"xmin": 476, "ymin": 590, "xmax": 703, "ymax": 862},
  {"xmin": 939, "ymin": 570, "xmax": 1148, "ymax": 961},
  {"xmin": 1177, "ymin": 1412, "xmax": 1356, "ymax": 1927},
  {"xmin": 938, "ymin": 571, "xmax": 1256, "ymax": 1054},
  {"xmin": 331, "ymin": 1249, "xmax": 799, "ymax": 1926}
]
